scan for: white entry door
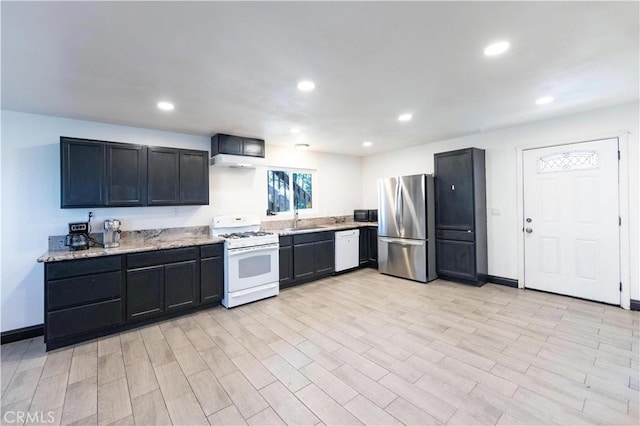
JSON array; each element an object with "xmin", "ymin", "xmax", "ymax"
[{"xmin": 523, "ymin": 138, "xmax": 620, "ymax": 304}]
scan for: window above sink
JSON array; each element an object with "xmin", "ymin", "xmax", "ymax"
[{"xmin": 267, "ymin": 169, "xmax": 316, "ymax": 215}]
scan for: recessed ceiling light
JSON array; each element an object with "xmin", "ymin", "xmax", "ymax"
[
  {"xmin": 294, "ymin": 143, "xmax": 310, "ymax": 150},
  {"xmin": 290, "ymin": 127, "xmax": 301, "ymax": 134},
  {"xmin": 297, "ymin": 81, "xmax": 315, "ymax": 92},
  {"xmin": 157, "ymin": 101, "xmax": 175, "ymax": 111},
  {"xmin": 363, "ymin": 141, "xmax": 373, "ymax": 147},
  {"xmin": 536, "ymin": 96, "xmax": 555, "ymax": 105},
  {"xmin": 398, "ymin": 113, "xmax": 413, "ymax": 122},
  {"xmin": 484, "ymin": 41, "xmax": 510, "ymax": 57}
]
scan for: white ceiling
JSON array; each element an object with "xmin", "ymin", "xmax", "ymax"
[{"xmin": 2, "ymin": 1, "xmax": 638, "ymax": 156}]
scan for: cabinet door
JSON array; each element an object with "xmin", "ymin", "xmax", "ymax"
[
  {"xmin": 279, "ymin": 245, "xmax": 294, "ymax": 287},
  {"xmin": 148, "ymin": 147, "xmax": 180, "ymax": 205},
  {"xmin": 127, "ymin": 266, "xmax": 164, "ymax": 320},
  {"xmin": 179, "ymin": 150, "xmax": 209, "ymax": 205},
  {"xmin": 201, "ymin": 256, "xmax": 223, "ymax": 304},
  {"xmin": 165, "ymin": 260, "xmax": 198, "ymax": 311},
  {"xmin": 218, "ymin": 135, "xmax": 244, "ymax": 155},
  {"xmin": 368, "ymin": 228, "xmax": 378, "ymax": 263},
  {"xmin": 106, "ymin": 143, "xmax": 147, "ymax": 206},
  {"xmin": 60, "ymin": 138, "xmax": 106, "ymax": 208},
  {"xmin": 358, "ymin": 230, "xmax": 369, "ymax": 266},
  {"xmin": 436, "ymin": 239, "xmax": 476, "ymax": 281},
  {"xmin": 293, "ymin": 243, "xmax": 315, "ymax": 280},
  {"xmin": 242, "ymin": 138, "xmax": 265, "ymax": 157},
  {"xmin": 315, "ymin": 239, "xmax": 335, "ymax": 276},
  {"xmin": 435, "ymin": 150, "xmax": 474, "ymax": 231}
]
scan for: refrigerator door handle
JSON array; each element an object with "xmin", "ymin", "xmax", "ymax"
[
  {"xmin": 395, "ymin": 180, "xmax": 401, "ymax": 230},
  {"xmin": 398, "ymin": 184, "xmax": 404, "ymax": 229},
  {"xmin": 379, "ymin": 237, "xmax": 424, "ymax": 246}
]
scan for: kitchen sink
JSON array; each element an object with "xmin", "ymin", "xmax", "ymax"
[{"xmin": 282, "ymin": 225, "xmax": 327, "ymax": 232}]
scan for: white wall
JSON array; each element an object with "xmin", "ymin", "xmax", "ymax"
[
  {"xmin": 210, "ymin": 146, "xmax": 362, "ymax": 220},
  {"xmin": 0, "ymin": 111, "xmax": 362, "ymax": 332},
  {"xmin": 362, "ymin": 102, "xmax": 640, "ymax": 301}
]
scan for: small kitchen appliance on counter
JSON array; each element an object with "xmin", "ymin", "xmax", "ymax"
[
  {"xmin": 354, "ymin": 209, "xmax": 378, "ymax": 222},
  {"xmin": 103, "ymin": 219, "xmax": 122, "ymax": 248},
  {"xmin": 64, "ymin": 222, "xmax": 90, "ymax": 251},
  {"xmin": 211, "ymin": 215, "xmax": 279, "ymax": 308}
]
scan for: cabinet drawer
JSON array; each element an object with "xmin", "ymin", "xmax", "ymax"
[
  {"xmin": 127, "ymin": 247, "xmax": 198, "ymax": 269},
  {"xmin": 48, "ymin": 271, "xmax": 121, "ymax": 310},
  {"xmin": 47, "ymin": 299, "xmax": 122, "ymax": 340},
  {"xmin": 436, "ymin": 230, "xmax": 475, "ymax": 242},
  {"xmin": 201, "ymin": 244, "xmax": 223, "ymax": 258},
  {"xmin": 46, "ymin": 256, "xmax": 122, "ymax": 280},
  {"xmin": 279, "ymin": 236, "xmax": 292, "ymax": 247},
  {"xmin": 293, "ymin": 231, "xmax": 333, "ymax": 244}
]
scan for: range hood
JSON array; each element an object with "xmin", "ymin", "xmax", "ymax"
[{"xmin": 210, "ymin": 154, "xmax": 265, "ymax": 168}]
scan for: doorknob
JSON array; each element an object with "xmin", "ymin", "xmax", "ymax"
[{"xmin": 525, "ymin": 227, "xmax": 533, "ymax": 234}]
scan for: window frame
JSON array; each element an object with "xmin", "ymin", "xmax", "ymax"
[{"xmin": 266, "ymin": 167, "xmax": 317, "ymax": 216}]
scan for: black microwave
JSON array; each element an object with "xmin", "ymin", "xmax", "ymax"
[{"xmin": 354, "ymin": 209, "xmax": 378, "ymax": 222}]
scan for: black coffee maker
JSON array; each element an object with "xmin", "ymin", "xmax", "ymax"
[{"xmin": 65, "ymin": 222, "xmax": 90, "ymax": 251}]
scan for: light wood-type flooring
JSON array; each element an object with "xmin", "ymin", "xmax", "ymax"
[{"xmin": 1, "ymin": 268, "xmax": 639, "ymax": 425}]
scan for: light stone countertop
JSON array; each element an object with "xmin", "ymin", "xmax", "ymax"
[
  {"xmin": 274, "ymin": 221, "xmax": 377, "ymax": 236},
  {"xmin": 37, "ymin": 235, "xmax": 225, "ymax": 263}
]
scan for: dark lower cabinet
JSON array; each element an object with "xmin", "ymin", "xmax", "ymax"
[
  {"xmin": 435, "ymin": 240, "xmax": 476, "ymax": 281},
  {"xmin": 165, "ymin": 260, "xmax": 198, "ymax": 311},
  {"xmin": 279, "ymin": 231, "xmax": 334, "ymax": 289},
  {"xmin": 127, "ymin": 266, "xmax": 164, "ymax": 320},
  {"xmin": 315, "ymin": 240, "xmax": 334, "ymax": 275},
  {"xmin": 357, "ymin": 226, "xmax": 379, "ymax": 268},
  {"xmin": 293, "ymin": 243, "xmax": 316, "ymax": 281},
  {"xmin": 45, "ymin": 256, "xmax": 124, "ymax": 349},
  {"xmin": 368, "ymin": 227, "xmax": 378, "ymax": 267},
  {"xmin": 278, "ymin": 241, "xmax": 294, "ymax": 288},
  {"xmin": 44, "ymin": 243, "xmax": 224, "ymax": 350}
]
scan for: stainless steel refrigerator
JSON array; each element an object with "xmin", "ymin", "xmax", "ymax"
[{"xmin": 377, "ymin": 174, "xmax": 436, "ymax": 282}]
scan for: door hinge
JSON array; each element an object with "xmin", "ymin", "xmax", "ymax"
[
  {"xmin": 619, "ymin": 217, "xmax": 622, "ymax": 226},
  {"xmin": 618, "ymin": 151, "xmax": 621, "ymax": 160},
  {"xmin": 620, "ymin": 282, "xmax": 622, "ymax": 291}
]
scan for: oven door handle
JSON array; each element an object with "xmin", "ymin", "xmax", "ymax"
[{"xmin": 228, "ymin": 244, "xmax": 279, "ymax": 256}]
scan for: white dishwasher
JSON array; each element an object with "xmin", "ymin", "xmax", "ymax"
[{"xmin": 335, "ymin": 229, "xmax": 360, "ymax": 272}]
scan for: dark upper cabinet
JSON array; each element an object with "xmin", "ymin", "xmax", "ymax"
[
  {"xmin": 434, "ymin": 148, "xmax": 487, "ymax": 285},
  {"xmin": 165, "ymin": 260, "xmax": 198, "ymax": 311},
  {"xmin": 211, "ymin": 134, "xmax": 265, "ymax": 158},
  {"xmin": 106, "ymin": 142, "xmax": 147, "ymax": 206},
  {"xmin": 179, "ymin": 150, "xmax": 209, "ymax": 205},
  {"xmin": 127, "ymin": 266, "xmax": 165, "ymax": 320},
  {"xmin": 435, "ymin": 149, "xmax": 474, "ymax": 231},
  {"xmin": 147, "ymin": 147, "xmax": 180, "ymax": 205},
  {"xmin": 61, "ymin": 137, "xmax": 106, "ymax": 208},
  {"xmin": 61, "ymin": 137, "xmax": 208, "ymax": 208}
]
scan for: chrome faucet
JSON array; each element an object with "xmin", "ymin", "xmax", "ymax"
[{"xmin": 293, "ymin": 207, "xmax": 299, "ymax": 228}]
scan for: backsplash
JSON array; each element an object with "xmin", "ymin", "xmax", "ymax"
[
  {"xmin": 260, "ymin": 215, "xmax": 352, "ymax": 231},
  {"xmin": 48, "ymin": 225, "xmax": 209, "ymax": 251}
]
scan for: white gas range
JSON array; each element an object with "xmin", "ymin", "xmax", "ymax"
[{"xmin": 211, "ymin": 215, "xmax": 279, "ymax": 308}]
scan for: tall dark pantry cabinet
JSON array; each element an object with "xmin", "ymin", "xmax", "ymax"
[{"xmin": 434, "ymin": 148, "xmax": 488, "ymax": 285}]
